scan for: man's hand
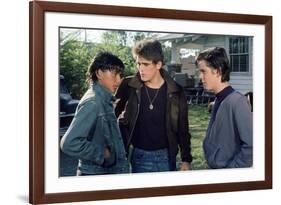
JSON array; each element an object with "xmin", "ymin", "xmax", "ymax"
[
  {"xmin": 112, "ymin": 98, "xmax": 120, "ymax": 109},
  {"xmin": 104, "ymin": 148, "xmax": 111, "ymax": 159},
  {"xmin": 179, "ymin": 162, "xmax": 191, "ymax": 171}
]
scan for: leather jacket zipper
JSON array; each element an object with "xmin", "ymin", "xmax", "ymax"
[{"xmin": 126, "ymin": 89, "xmax": 141, "ymax": 149}]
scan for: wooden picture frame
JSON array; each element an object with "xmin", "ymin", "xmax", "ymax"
[{"xmin": 29, "ymin": 1, "xmax": 272, "ymax": 204}]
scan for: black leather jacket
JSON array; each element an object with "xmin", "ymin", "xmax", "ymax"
[{"xmin": 115, "ymin": 69, "xmax": 192, "ymax": 170}]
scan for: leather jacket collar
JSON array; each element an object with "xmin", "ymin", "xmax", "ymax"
[{"xmin": 128, "ymin": 69, "xmax": 179, "ymax": 93}]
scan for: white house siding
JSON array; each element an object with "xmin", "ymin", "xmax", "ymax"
[
  {"xmin": 168, "ymin": 35, "xmax": 253, "ymax": 94},
  {"xmin": 177, "ymin": 42, "xmax": 203, "ymax": 76},
  {"xmin": 171, "ymin": 42, "xmax": 203, "ymax": 63},
  {"xmin": 203, "ymin": 36, "xmax": 226, "ymax": 49},
  {"xmin": 229, "ymin": 75, "xmax": 253, "ymax": 94},
  {"xmin": 187, "ymin": 36, "xmax": 253, "ymax": 94},
  {"xmin": 227, "ymin": 36, "xmax": 253, "ymax": 94}
]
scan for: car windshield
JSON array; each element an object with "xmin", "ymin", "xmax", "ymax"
[{"xmin": 60, "ymin": 79, "xmax": 69, "ymax": 94}]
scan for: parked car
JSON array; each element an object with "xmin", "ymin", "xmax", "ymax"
[
  {"xmin": 59, "ymin": 75, "xmax": 79, "ymax": 136},
  {"xmin": 172, "ymin": 72, "xmax": 195, "ymax": 89},
  {"xmin": 172, "ymin": 73, "xmax": 215, "ymax": 105}
]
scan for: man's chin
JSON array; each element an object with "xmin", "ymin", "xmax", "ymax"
[
  {"xmin": 202, "ymin": 84, "xmax": 208, "ymax": 89},
  {"xmin": 203, "ymin": 87, "xmax": 211, "ymax": 92},
  {"xmin": 204, "ymin": 88, "xmax": 214, "ymax": 93},
  {"xmin": 140, "ymin": 78, "xmax": 148, "ymax": 82}
]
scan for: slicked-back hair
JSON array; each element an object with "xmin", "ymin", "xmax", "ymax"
[
  {"xmin": 195, "ymin": 47, "xmax": 230, "ymax": 82},
  {"xmin": 86, "ymin": 51, "xmax": 125, "ymax": 83},
  {"xmin": 132, "ymin": 39, "xmax": 164, "ymax": 65}
]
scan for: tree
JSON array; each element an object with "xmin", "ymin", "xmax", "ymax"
[
  {"xmin": 60, "ymin": 40, "xmax": 94, "ymax": 98},
  {"xmin": 59, "ymin": 29, "xmax": 170, "ymax": 98},
  {"xmin": 162, "ymin": 43, "xmax": 172, "ymax": 64},
  {"xmin": 60, "ymin": 31, "xmax": 137, "ymax": 98},
  {"xmin": 99, "ymin": 31, "xmax": 137, "ymax": 76}
]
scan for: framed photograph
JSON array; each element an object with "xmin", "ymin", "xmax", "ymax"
[{"xmin": 29, "ymin": 1, "xmax": 272, "ymax": 204}]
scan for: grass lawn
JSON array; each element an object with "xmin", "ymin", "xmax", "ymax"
[{"xmin": 177, "ymin": 104, "xmax": 210, "ymax": 170}]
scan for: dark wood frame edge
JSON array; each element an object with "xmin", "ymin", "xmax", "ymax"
[{"xmin": 29, "ymin": 1, "xmax": 272, "ymax": 204}]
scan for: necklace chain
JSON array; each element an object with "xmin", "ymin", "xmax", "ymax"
[{"xmin": 145, "ymin": 85, "xmax": 160, "ymax": 110}]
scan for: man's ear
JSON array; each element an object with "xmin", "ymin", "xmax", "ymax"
[
  {"xmin": 156, "ymin": 61, "xmax": 163, "ymax": 70},
  {"xmin": 216, "ymin": 67, "xmax": 222, "ymax": 77},
  {"xmin": 96, "ymin": 69, "xmax": 103, "ymax": 80}
]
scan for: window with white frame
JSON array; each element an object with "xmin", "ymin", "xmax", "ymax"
[{"xmin": 229, "ymin": 37, "xmax": 249, "ymax": 72}]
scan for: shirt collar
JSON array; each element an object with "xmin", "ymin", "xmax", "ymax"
[
  {"xmin": 215, "ymin": 85, "xmax": 234, "ymax": 99},
  {"xmin": 92, "ymin": 82, "xmax": 114, "ymax": 103},
  {"xmin": 128, "ymin": 69, "xmax": 179, "ymax": 93}
]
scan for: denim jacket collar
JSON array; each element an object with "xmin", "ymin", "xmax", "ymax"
[{"xmin": 91, "ymin": 82, "xmax": 114, "ymax": 103}]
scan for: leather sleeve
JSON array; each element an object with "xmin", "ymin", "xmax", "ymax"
[
  {"xmin": 178, "ymin": 88, "xmax": 193, "ymax": 163},
  {"xmin": 115, "ymin": 77, "xmax": 131, "ymax": 118}
]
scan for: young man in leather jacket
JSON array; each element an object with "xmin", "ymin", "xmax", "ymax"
[{"xmin": 115, "ymin": 39, "xmax": 192, "ymax": 172}]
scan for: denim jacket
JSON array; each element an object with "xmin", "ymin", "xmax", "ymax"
[{"xmin": 60, "ymin": 83, "xmax": 129, "ymax": 174}]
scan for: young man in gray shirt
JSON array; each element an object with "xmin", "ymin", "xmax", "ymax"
[{"xmin": 196, "ymin": 47, "xmax": 252, "ymax": 168}]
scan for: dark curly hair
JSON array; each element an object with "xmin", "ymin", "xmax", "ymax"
[
  {"xmin": 86, "ymin": 51, "xmax": 125, "ymax": 83},
  {"xmin": 132, "ymin": 39, "xmax": 164, "ymax": 65},
  {"xmin": 195, "ymin": 47, "xmax": 230, "ymax": 82}
]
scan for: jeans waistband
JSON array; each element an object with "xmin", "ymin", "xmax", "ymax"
[{"xmin": 133, "ymin": 147, "xmax": 168, "ymax": 156}]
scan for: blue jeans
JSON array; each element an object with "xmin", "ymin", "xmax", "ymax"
[
  {"xmin": 131, "ymin": 148, "xmax": 170, "ymax": 173},
  {"xmin": 77, "ymin": 158, "xmax": 129, "ymax": 175}
]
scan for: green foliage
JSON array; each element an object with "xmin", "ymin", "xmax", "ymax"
[
  {"xmin": 189, "ymin": 105, "xmax": 210, "ymax": 170},
  {"xmin": 162, "ymin": 44, "xmax": 172, "ymax": 65},
  {"xmin": 60, "ymin": 40, "xmax": 94, "ymax": 98},
  {"xmin": 98, "ymin": 31, "xmax": 137, "ymax": 77},
  {"xmin": 60, "ymin": 30, "xmax": 172, "ymax": 98},
  {"xmin": 60, "ymin": 31, "xmax": 137, "ymax": 98}
]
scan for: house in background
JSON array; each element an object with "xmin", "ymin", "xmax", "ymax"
[{"xmin": 159, "ymin": 34, "xmax": 253, "ymax": 94}]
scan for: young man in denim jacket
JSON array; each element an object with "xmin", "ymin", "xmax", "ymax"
[
  {"xmin": 196, "ymin": 47, "xmax": 253, "ymax": 168},
  {"xmin": 60, "ymin": 52, "xmax": 129, "ymax": 175}
]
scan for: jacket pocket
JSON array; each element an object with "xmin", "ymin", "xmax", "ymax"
[
  {"xmin": 102, "ymin": 114, "xmax": 118, "ymax": 168},
  {"xmin": 204, "ymin": 141, "xmax": 222, "ymax": 168},
  {"xmin": 102, "ymin": 140, "xmax": 116, "ymax": 168}
]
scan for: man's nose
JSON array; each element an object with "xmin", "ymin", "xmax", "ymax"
[
  {"xmin": 199, "ymin": 72, "xmax": 203, "ymax": 80},
  {"xmin": 115, "ymin": 75, "xmax": 122, "ymax": 85},
  {"xmin": 138, "ymin": 64, "xmax": 145, "ymax": 71},
  {"xmin": 138, "ymin": 66, "xmax": 142, "ymax": 72}
]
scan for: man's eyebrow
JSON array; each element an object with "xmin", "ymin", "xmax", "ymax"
[{"xmin": 137, "ymin": 62, "xmax": 152, "ymax": 65}]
